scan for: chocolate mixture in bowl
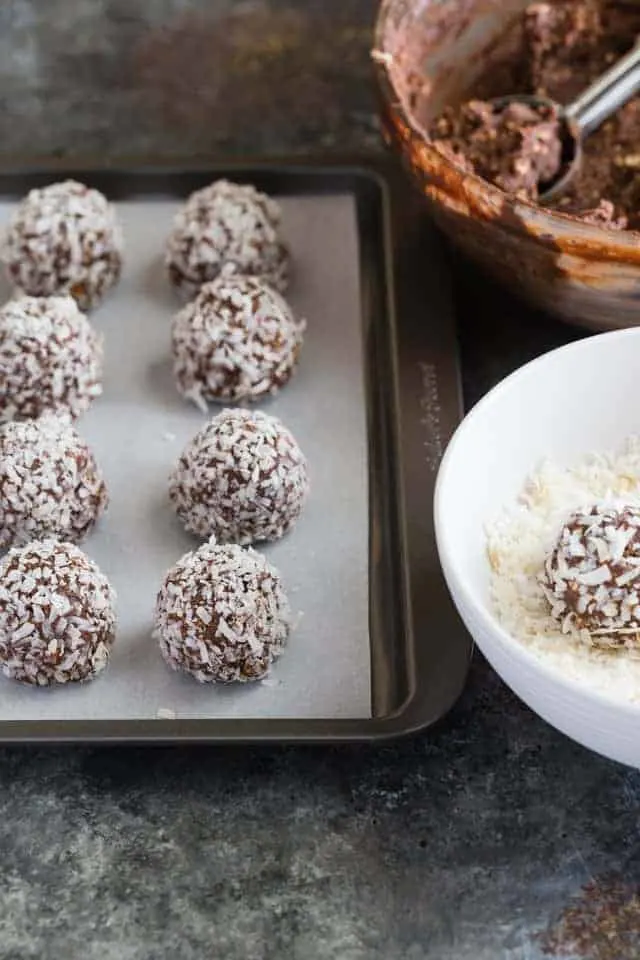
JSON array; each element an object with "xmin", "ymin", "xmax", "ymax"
[
  {"xmin": 429, "ymin": 0, "xmax": 640, "ymax": 228},
  {"xmin": 431, "ymin": 99, "xmax": 563, "ymax": 200}
]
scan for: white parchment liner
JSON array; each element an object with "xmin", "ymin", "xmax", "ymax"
[{"xmin": 0, "ymin": 193, "xmax": 371, "ymax": 720}]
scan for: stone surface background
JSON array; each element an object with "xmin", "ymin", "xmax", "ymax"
[
  {"xmin": 0, "ymin": 0, "xmax": 377, "ymax": 160},
  {"xmin": 0, "ymin": 3, "xmax": 636, "ymax": 959}
]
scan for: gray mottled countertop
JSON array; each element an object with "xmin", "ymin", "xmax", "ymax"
[{"xmin": 0, "ymin": 3, "xmax": 637, "ymax": 960}]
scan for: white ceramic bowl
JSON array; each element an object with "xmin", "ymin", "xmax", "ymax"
[{"xmin": 435, "ymin": 328, "xmax": 640, "ymax": 768}]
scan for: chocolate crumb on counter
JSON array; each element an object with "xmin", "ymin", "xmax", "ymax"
[{"xmin": 539, "ymin": 874, "xmax": 640, "ymax": 960}]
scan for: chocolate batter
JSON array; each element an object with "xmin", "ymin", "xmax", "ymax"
[
  {"xmin": 431, "ymin": 99, "xmax": 563, "ymax": 200},
  {"xmin": 430, "ymin": 0, "xmax": 640, "ymax": 229}
]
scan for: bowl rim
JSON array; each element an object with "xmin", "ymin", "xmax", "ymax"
[
  {"xmin": 372, "ymin": 0, "xmax": 640, "ymax": 259},
  {"xmin": 434, "ymin": 326, "xmax": 640, "ymax": 717}
]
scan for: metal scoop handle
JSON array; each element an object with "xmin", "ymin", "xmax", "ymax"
[{"xmin": 565, "ymin": 43, "xmax": 640, "ymax": 136}]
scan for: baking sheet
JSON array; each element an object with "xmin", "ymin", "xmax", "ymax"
[{"xmin": 0, "ymin": 193, "xmax": 371, "ymax": 720}]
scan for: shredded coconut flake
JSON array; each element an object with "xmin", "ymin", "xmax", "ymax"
[{"xmin": 487, "ymin": 436, "xmax": 640, "ymax": 704}]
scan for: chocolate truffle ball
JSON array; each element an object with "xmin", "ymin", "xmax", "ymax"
[
  {"xmin": 169, "ymin": 409, "xmax": 310, "ymax": 544},
  {"xmin": 0, "ymin": 539, "xmax": 117, "ymax": 685},
  {"xmin": 171, "ymin": 274, "xmax": 305, "ymax": 408},
  {"xmin": 2, "ymin": 180, "xmax": 123, "ymax": 310},
  {"xmin": 0, "ymin": 413, "xmax": 108, "ymax": 549},
  {"xmin": 154, "ymin": 539, "xmax": 291, "ymax": 683},
  {"xmin": 541, "ymin": 504, "xmax": 640, "ymax": 646},
  {"xmin": 0, "ymin": 295, "xmax": 103, "ymax": 422},
  {"xmin": 165, "ymin": 179, "xmax": 289, "ymax": 300}
]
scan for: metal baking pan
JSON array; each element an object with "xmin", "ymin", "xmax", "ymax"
[{"xmin": 0, "ymin": 157, "xmax": 471, "ymax": 742}]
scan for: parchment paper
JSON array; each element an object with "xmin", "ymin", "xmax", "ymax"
[{"xmin": 0, "ymin": 193, "xmax": 371, "ymax": 720}]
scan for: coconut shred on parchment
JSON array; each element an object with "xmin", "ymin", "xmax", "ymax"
[{"xmin": 486, "ymin": 436, "xmax": 640, "ymax": 704}]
